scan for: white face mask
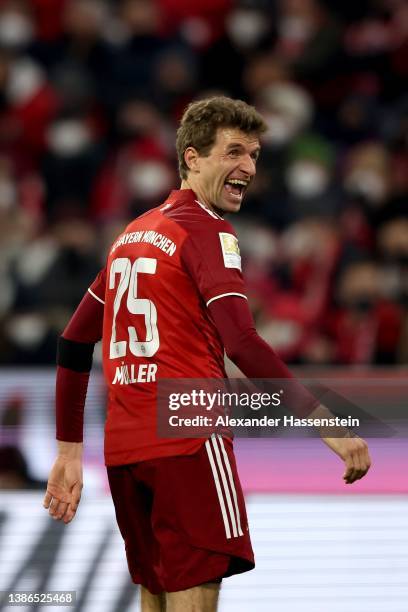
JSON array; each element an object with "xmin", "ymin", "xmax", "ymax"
[
  {"xmin": 286, "ymin": 161, "xmax": 329, "ymax": 198},
  {"xmin": 345, "ymin": 169, "xmax": 387, "ymax": 205},
  {"xmin": 262, "ymin": 114, "xmax": 297, "ymax": 147},
  {"xmin": 258, "ymin": 319, "xmax": 301, "ymax": 350},
  {"xmin": 128, "ymin": 161, "xmax": 172, "ymax": 199},
  {"xmin": 47, "ymin": 120, "xmax": 92, "ymax": 156},
  {"xmin": 16, "ymin": 239, "xmax": 58, "ymax": 285},
  {"xmin": 6, "ymin": 58, "xmax": 45, "ymax": 105},
  {"xmin": 0, "ymin": 12, "xmax": 33, "ymax": 48},
  {"xmin": 226, "ymin": 9, "xmax": 268, "ymax": 48},
  {"xmin": 258, "ymin": 84, "xmax": 313, "ymax": 146},
  {"xmin": 236, "ymin": 222, "xmax": 277, "ymax": 264},
  {"xmin": 7, "ymin": 313, "xmax": 47, "ymax": 349}
]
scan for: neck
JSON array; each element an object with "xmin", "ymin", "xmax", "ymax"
[
  {"xmin": 180, "ymin": 178, "xmax": 220, "ymax": 215},
  {"xmin": 180, "ymin": 179, "xmax": 192, "ymax": 191}
]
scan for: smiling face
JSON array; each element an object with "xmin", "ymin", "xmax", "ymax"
[{"xmin": 183, "ymin": 127, "xmax": 261, "ymax": 215}]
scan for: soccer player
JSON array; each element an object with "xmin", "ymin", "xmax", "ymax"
[{"xmin": 43, "ymin": 97, "xmax": 371, "ymax": 612}]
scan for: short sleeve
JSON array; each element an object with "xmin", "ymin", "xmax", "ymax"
[
  {"xmin": 87, "ymin": 267, "xmax": 107, "ymax": 304},
  {"xmin": 181, "ymin": 222, "xmax": 247, "ymax": 306}
]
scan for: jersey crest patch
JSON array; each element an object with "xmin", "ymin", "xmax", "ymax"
[{"xmin": 219, "ymin": 232, "xmax": 241, "ymax": 270}]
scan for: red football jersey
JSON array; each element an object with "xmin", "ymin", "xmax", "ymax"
[{"xmin": 90, "ymin": 189, "xmax": 247, "ymax": 465}]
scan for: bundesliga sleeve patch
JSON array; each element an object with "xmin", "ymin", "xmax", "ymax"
[{"xmin": 219, "ymin": 232, "xmax": 242, "ymax": 270}]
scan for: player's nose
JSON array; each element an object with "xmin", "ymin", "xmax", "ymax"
[{"xmin": 240, "ymin": 153, "xmax": 256, "ymax": 177}]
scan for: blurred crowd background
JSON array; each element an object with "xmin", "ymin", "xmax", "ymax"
[{"xmin": 0, "ymin": 0, "xmax": 407, "ymax": 367}]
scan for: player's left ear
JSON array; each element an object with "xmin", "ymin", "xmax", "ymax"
[{"xmin": 184, "ymin": 147, "xmax": 200, "ymax": 174}]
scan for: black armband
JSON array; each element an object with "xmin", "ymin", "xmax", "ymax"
[{"xmin": 57, "ymin": 336, "xmax": 95, "ymax": 373}]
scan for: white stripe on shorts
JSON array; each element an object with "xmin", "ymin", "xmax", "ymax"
[
  {"xmin": 218, "ymin": 437, "xmax": 244, "ymax": 536},
  {"xmin": 210, "ymin": 435, "xmax": 239, "ymax": 538},
  {"xmin": 205, "ymin": 435, "xmax": 243, "ymax": 539},
  {"xmin": 205, "ymin": 439, "xmax": 231, "ymax": 539}
]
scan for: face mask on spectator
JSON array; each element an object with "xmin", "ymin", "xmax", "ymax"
[
  {"xmin": 226, "ymin": 9, "xmax": 268, "ymax": 49},
  {"xmin": 0, "ymin": 12, "xmax": 33, "ymax": 48},
  {"xmin": 258, "ymin": 84, "xmax": 313, "ymax": 147},
  {"xmin": 345, "ymin": 169, "xmax": 387, "ymax": 205},
  {"xmin": 262, "ymin": 114, "xmax": 297, "ymax": 146},
  {"xmin": 286, "ymin": 161, "xmax": 329, "ymax": 198},
  {"xmin": 6, "ymin": 313, "xmax": 47, "ymax": 349},
  {"xmin": 6, "ymin": 58, "xmax": 44, "ymax": 105},
  {"xmin": 47, "ymin": 120, "xmax": 92, "ymax": 156},
  {"xmin": 128, "ymin": 161, "xmax": 172, "ymax": 200}
]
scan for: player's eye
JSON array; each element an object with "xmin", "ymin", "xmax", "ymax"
[{"xmin": 228, "ymin": 149, "xmax": 240, "ymax": 157}]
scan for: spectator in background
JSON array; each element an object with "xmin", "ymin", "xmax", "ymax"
[
  {"xmin": 151, "ymin": 46, "xmax": 196, "ymax": 118},
  {"xmin": 284, "ymin": 133, "xmax": 339, "ymax": 223},
  {"xmin": 42, "ymin": 112, "xmax": 106, "ymax": 220},
  {"xmin": 0, "ymin": 0, "xmax": 406, "ymax": 367},
  {"xmin": 344, "ymin": 142, "xmax": 391, "ymax": 217},
  {"xmin": 2, "ymin": 217, "xmax": 101, "ymax": 364},
  {"xmin": 236, "ymin": 217, "xmax": 340, "ymax": 364},
  {"xmin": 199, "ymin": 0, "xmax": 275, "ymax": 99},
  {"xmin": 257, "ymin": 82, "xmax": 314, "ymax": 152},
  {"xmin": 328, "ymin": 259, "xmax": 402, "ymax": 365},
  {"xmin": 0, "ymin": 0, "xmax": 35, "ymax": 53},
  {"xmin": 274, "ymin": 0, "xmax": 343, "ymax": 87},
  {"xmin": 245, "ymin": 82, "xmax": 314, "ymax": 227},
  {"xmin": 32, "ymin": 0, "xmax": 111, "ymax": 93},
  {"xmin": 378, "ymin": 217, "xmax": 408, "ymax": 307},
  {"xmin": 339, "ymin": 141, "xmax": 394, "ymax": 258},
  {"xmin": 0, "ymin": 51, "xmax": 59, "ymax": 160},
  {"xmin": 108, "ymin": 0, "xmax": 188, "ymax": 104},
  {"xmin": 91, "ymin": 98, "xmax": 176, "ymax": 221}
]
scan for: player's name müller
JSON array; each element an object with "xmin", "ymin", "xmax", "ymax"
[{"xmin": 111, "ymin": 230, "xmax": 177, "ymax": 256}]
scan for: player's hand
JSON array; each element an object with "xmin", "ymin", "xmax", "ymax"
[
  {"xmin": 43, "ymin": 455, "xmax": 83, "ymax": 524},
  {"xmin": 322, "ymin": 433, "xmax": 371, "ymax": 484}
]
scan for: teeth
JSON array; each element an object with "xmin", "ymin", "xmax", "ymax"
[{"xmin": 226, "ymin": 179, "xmax": 248, "ymax": 186}]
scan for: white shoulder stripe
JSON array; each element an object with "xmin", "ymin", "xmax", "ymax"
[
  {"xmin": 206, "ymin": 292, "xmax": 247, "ymax": 307},
  {"xmin": 195, "ymin": 200, "xmax": 224, "ymax": 220},
  {"xmin": 88, "ymin": 288, "xmax": 105, "ymax": 304}
]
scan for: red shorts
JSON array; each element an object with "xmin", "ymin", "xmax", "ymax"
[{"xmin": 107, "ymin": 435, "xmax": 254, "ymax": 594}]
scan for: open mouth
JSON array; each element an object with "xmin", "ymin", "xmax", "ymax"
[{"xmin": 224, "ymin": 178, "xmax": 248, "ymax": 200}]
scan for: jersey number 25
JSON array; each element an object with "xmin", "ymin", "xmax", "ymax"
[{"xmin": 109, "ymin": 257, "xmax": 160, "ymax": 359}]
